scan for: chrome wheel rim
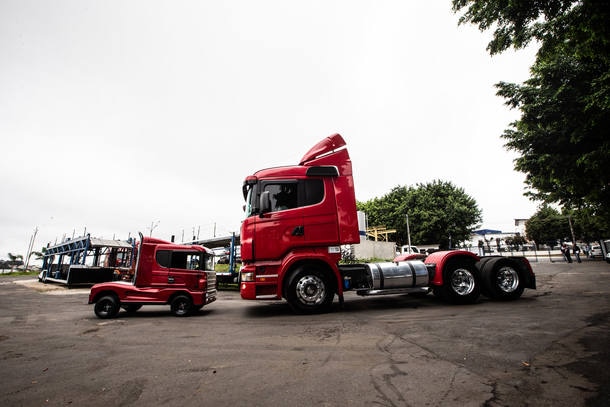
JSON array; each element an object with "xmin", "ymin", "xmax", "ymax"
[
  {"xmin": 496, "ymin": 266, "xmax": 520, "ymax": 293},
  {"xmin": 451, "ymin": 269, "xmax": 476, "ymax": 296},
  {"xmin": 295, "ymin": 275, "xmax": 326, "ymax": 305}
]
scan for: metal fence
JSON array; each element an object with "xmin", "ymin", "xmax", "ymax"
[{"xmin": 465, "ymin": 247, "xmax": 598, "ymax": 263}]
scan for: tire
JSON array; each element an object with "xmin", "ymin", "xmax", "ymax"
[
  {"xmin": 439, "ymin": 260, "xmax": 480, "ymax": 304},
  {"xmin": 122, "ymin": 304, "xmax": 142, "ymax": 313},
  {"xmin": 94, "ymin": 295, "xmax": 120, "ymax": 319},
  {"xmin": 170, "ymin": 294, "xmax": 193, "ymax": 317},
  {"xmin": 482, "ymin": 258, "xmax": 524, "ymax": 301},
  {"xmin": 286, "ymin": 265, "xmax": 334, "ymax": 314},
  {"xmin": 475, "ymin": 257, "xmax": 497, "ymax": 297}
]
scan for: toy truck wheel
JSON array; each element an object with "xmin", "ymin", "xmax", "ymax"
[
  {"xmin": 286, "ymin": 266, "xmax": 334, "ymax": 314},
  {"xmin": 482, "ymin": 258, "xmax": 524, "ymax": 301},
  {"xmin": 439, "ymin": 260, "xmax": 480, "ymax": 304},
  {"xmin": 170, "ymin": 294, "xmax": 193, "ymax": 317},
  {"xmin": 94, "ymin": 295, "xmax": 120, "ymax": 319}
]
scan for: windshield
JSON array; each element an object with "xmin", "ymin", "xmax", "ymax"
[
  {"xmin": 204, "ymin": 253, "xmax": 214, "ymax": 271},
  {"xmin": 244, "ymin": 184, "xmax": 256, "ymax": 218}
]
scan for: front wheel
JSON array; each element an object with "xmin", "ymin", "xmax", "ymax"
[
  {"xmin": 94, "ymin": 295, "xmax": 120, "ymax": 319},
  {"xmin": 286, "ymin": 266, "xmax": 334, "ymax": 314},
  {"xmin": 170, "ymin": 294, "xmax": 193, "ymax": 317},
  {"xmin": 439, "ymin": 261, "xmax": 480, "ymax": 304},
  {"xmin": 482, "ymin": 259, "xmax": 524, "ymax": 301}
]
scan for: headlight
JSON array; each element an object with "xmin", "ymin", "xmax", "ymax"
[{"xmin": 241, "ymin": 272, "xmax": 255, "ymax": 282}]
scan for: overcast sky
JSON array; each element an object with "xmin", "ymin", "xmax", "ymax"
[{"xmin": 0, "ymin": 1, "xmax": 539, "ymax": 261}]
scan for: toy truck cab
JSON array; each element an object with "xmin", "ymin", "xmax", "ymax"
[{"xmin": 88, "ymin": 235, "xmax": 217, "ymax": 318}]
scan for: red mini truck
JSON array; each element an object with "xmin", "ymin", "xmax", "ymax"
[
  {"xmin": 89, "ymin": 234, "xmax": 217, "ymax": 318},
  {"xmin": 239, "ymin": 134, "xmax": 536, "ymax": 313}
]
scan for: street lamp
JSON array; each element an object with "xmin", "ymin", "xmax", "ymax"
[{"xmin": 149, "ymin": 221, "xmax": 160, "ymax": 237}]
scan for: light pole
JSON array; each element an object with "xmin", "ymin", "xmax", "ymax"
[{"xmin": 149, "ymin": 221, "xmax": 160, "ymax": 237}]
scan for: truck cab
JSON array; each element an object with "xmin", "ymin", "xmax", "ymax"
[
  {"xmin": 88, "ymin": 235, "xmax": 217, "ymax": 318},
  {"xmin": 239, "ymin": 134, "xmax": 360, "ymax": 304}
]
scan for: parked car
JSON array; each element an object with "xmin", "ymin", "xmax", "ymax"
[
  {"xmin": 589, "ymin": 244, "xmax": 602, "ymax": 258},
  {"xmin": 235, "ymin": 245, "xmax": 241, "ymax": 262},
  {"xmin": 212, "ymin": 247, "xmax": 230, "ymax": 264}
]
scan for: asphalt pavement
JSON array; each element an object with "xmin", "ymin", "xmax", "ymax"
[{"xmin": 0, "ymin": 260, "xmax": 609, "ymax": 406}]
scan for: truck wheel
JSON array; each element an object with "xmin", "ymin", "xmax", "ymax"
[
  {"xmin": 475, "ymin": 257, "xmax": 496, "ymax": 297},
  {"xmin": 482, "ymin": 258, "xmax": 524, "ymax": 301},
  {"xmin": 286, "ymin": 266, "xmax": 334, "ymax": 314},
  {"xmin": 170, "ymin": 295, "xmax": 193, "ymax": 317},
  {"xmin": 94, "ymin": 295, "xmax": 120, "ymax": 319},
  {"xmin": 440, "ymin": 261, "xmax": 480, "ymax": 304}
]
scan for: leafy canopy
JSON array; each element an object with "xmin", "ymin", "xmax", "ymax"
[
  {"xmin": 452, "ymin": 0, "xmax": 610, "ymax": 235},
  {"xmin": 357, "ymin": 180, "xmax": 482, "ymax": 249}
]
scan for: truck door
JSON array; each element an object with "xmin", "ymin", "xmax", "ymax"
[
  {"xmin": 253, "ymin": 181, "xmax": 304, "ymax": 260},
  {"xmin": 253, "ymin": 179, "xmax": 334, "ymax": 260},
  {"xmin": 167, "ymin": 251, "xmax": 202, "ymax": 288},
  {"xmin": 152, "ymin": 250, "xmax": 171, "ymax": 287}
]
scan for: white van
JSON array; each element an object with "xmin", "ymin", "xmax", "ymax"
[{"xmin": 398, "ymin": 245, "xmax": 420, "ymax": 255}]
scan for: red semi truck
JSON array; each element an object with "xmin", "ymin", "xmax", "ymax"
[
  {"xmin": 239, "ymin": 134, "xmax": 536, "ymax": 313},
  {"xmin": 88, "ymin": 234, "xmax": 217, "ymax": 318}
]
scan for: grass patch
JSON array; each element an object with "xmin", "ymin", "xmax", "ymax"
[{"xmin": 0, "ymin": 270, "xmax": 39, "ymax": 277}]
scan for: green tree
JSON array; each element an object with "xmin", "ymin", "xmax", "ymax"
[
  {"xmin": 452, "ymin": 0, "xmax": 610, "ymax": 233},
  {"xmin": 505, "ymin": 233, "xmax": 528, "ymax": 250},
  {"xmin": 569, "ymin": 206, "xmax": 607, "ymax": 242},
  {"xmin": 6, "ymin": 253, "xmax": 24, "ymax": 273},
  {"xmin": 525, "ymin": 205, "xmax": 568, "ymax": 247},
  {"xmin": 358, "ymin": 180, "xmax": 482, "ymax": 249}
]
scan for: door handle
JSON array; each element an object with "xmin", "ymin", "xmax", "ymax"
[{"xmin": 292, "ymin": 226, "xmax": 304, "ymax": 236}]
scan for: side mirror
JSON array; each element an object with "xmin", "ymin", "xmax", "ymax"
[{"xmin": 259, "ymin": 191, "xmax": 271, "ymax": 216}]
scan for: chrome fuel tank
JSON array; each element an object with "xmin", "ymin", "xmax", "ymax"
[{"xmin": 366, "ymin": 260, "xmax": 429, "ymax": 290}]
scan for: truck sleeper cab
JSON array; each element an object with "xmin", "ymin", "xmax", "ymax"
[
  {"xmin": 89, "ymin": 235, "xmax": 217, "ymax": 319},
  {"xmin": 239, "ymin": 134, "xmax": 536, "ymax": 314}
]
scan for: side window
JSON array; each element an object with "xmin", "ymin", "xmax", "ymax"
[
  {"xmin": 264, "ymin": 182, "xmax": 298, "ymax": 212},
  {"xmin": 168, "ymin": 252, "xmax": 202, "ymax": 270},
  {"xmin": 170, "ymin": 252, "xmax": 187, "ymax": 269},
  {"xmin": 156, "ymin": 250, "xmax": 171, "ymax": 268},
  {"xmin": 262, "ymin": 179, "xmax": 324, "ymax": 212},
  {"xmin": 186, "ymin": 253, "xmax": 202, "ymax": 270},
  {"xmin": 303, "ymin": 179, "xmax": 324, "ymax": 206}
]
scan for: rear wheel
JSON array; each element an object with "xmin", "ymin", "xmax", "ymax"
[
  {"xmin": 439, "ymin": 260, "xmax": 480, "ymax": 304},
  {"xmin": 475, "ymin": 257, "xmax": 496, "ymax": 297},
  {"xmin": 170, "ymin": 294, "xmax": 193, "ymax": 317},
  {"xmin": 286, "ymin": 265, "xmax": 334, "ymax": 314},
  {"xmin": 482, "ymin": 258, "xmax": 524, "ymax": 300},
  {"xmin": 94, "ymin": 295, "xmax": 120, "ymax": 319}
]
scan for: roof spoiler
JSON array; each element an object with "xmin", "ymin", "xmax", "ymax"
[{"xmin": 299, "ymin": 133, "xmax": 346, "ymax": 165}]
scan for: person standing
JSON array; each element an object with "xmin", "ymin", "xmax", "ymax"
[
  {"xmin": 562, "ymin": 243, "xmax": 573, "ymax": 263},
  {"xmin": 573, "ymin": 244, "xmax": 582, "ymax": 263}
]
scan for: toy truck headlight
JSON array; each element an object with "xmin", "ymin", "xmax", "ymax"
[{"xmin": 241, "ymin": 272, "xmax": 255, "ymax": 282}]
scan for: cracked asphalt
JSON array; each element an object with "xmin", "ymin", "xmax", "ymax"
[{"xmin": 1, "ymin": 260, "xmax": 609, "ymax": 406}]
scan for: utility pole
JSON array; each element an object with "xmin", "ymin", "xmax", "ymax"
[
  {"xmin": 568, "ymin": 214, "xmax": 576, "ymax": 245},
  {"xmin": 406, "ymin": 214, "xmax": 412, "ymax": 253},
  {"xmin": 24, "ymin": 226, "xmax": 38, "ymax": 271},
  {"xmin": 149, "ymin": 221, "xmax": 159, "ymax": 237}
]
